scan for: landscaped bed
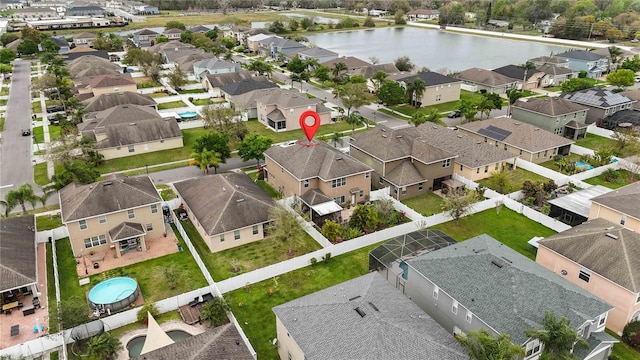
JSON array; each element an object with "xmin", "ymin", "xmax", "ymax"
[
  {"xmin": 401, "ymin": 192, "xmax": 444, "ymax": 217},
  {"xmin": 479, "ymin": 167, "xmax": 550, "ymax": 193}
]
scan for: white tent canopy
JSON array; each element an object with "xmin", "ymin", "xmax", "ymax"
[
  {"xmin": 140, "ymin": 312, "xmax": 175, "ymax": 355},
  {"xmin": 311, "ymin": 201, "xmax": 343, "ymax": 216}
]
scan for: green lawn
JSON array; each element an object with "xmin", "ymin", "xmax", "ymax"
[
  {"xmin": 544, "ymin": 86, "xmax": 562, "ymax": 92},
  {"xmin": 46, "ymin": 243, "xmax": 59, "ymax": 332},
  {"xmin": 157, "ymin": 184, "xmax": 176, "ymax": 201},
  {"xmin": 256, "ymin": 180, "xmax": 280, "ymax": 198},
  {"xmin": 157, "ymin": 100, "xmax": 187, "ymax": 110},
  {"xmin": 584, "ymin": 170, "xmax": 637, "ymax": 189},
  {"xmin": 0, "ymin": 98, "xmax": 7, "ymax": 106},
  {"xmin": 226, "ymin": 241, "xmax": 383, "ymax": 360},
  {"xmin": 431, "ymin": 208, "xmax": 556, "ymax": 260},
  {"xmin": 575, "ymin": 133, "xmax": 617, "ymax": 152},
  {"xmin": 390, "ymin": 90, "xmax": 490, "ymax": 116},
  {"xmin": 539, "ymin": 154, "xmax": 581, "ymax": 173},
  {"xmin": 32, "ymin": 101, "xmax": 42, "ymax": 113},
  {"xmin": 401, "ymin": 192, "xmax": 444, "ymax": 216},
  {"xmin": 36, "ymin": 213, "xmax": 62, "ymax": 231},
  {"xmin": 1, "ymin": 86, "xmax": 9, "ymax": 95},
  {"xmin": 179, "ymin": 88, "xmax": 205, "ymax": 94},
  {"xmin": 32, "ymin": 124, "xmax": 61, "ymax": 143},
  {"xmin": 45, "ymin": 99, "xmax": 61, "ymax": 106},
  {"xmin": 120, "ymin": 161, "xmax": 191, "ymax": 177},
  {"xmin": 245, "ymin": 119, "xmax": 354, "ymax": 143},
  {"xmin": 606, "ymin": 329, "xmax": 640, "ymax": 360},
  {"xmin": 52, "ymin": 238, "xmax": 90, "ymax": 330},
  {"xmin": 0, "ymin": 117, "xmax": 4, "ymax": 132},
  {"xmin": 479, "ymin": 167, "xmax": 550, "ymax": 193},
  {"xmin": 34, "ymin": 162, "xmax": 49, "ymax": 185},
  {"xmin": 182, "ymin": 218, "xmax": 322, "ymax": 282},
  {"xmin": 149, "ymin": 92, "xmax": 170, "ymax": 98},
  {"xmin": 191, "ymin": 98, "xmax": 212, "ymax": 106}
]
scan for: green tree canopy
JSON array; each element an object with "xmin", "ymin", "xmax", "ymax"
[
  {"xmin": 17, "ymin": 39, "xmax": 38, "ymax": 55},
  {"xmin": 0, "ymin": 49, "xmax": 15, "ymax": 64},
  {"xmin": 377, "ymin": 81, "xmax": 408, "ymax": 108},
  {"xmin": 237, "ymin": 134, "xmax": 273, "ymax": 165},
  {"xmin": 621, "ymin": 54, "xmax": 640, "ymax": 72},
  {"xmin": 349, "ymin": 204, "xmax": 379, "ymax": 233},
  {"xmin": 394, "ymin": 56, "xmax": 415, "ymax": 72},
  {"xmin": 339, "ymin": 82, "xmax": 373, "ymax": 116},
  {"xmin": 193, "ymin": 131, "xmax": 231, "ymax": 163},
  {"xmin": 457, "ymin": 329, "xmax": 525, "ymax": 360},
  {"xmin": 559, "ymin": 77, "xmax": 596, "ymax": 93},
  {"xmin": 524, "ymin": 310, "xmax": 589, "ymax": 359},
  {"xmin": 165, "ymin": 20, "xmax": 186, "ymax": 30},
  {"xmin": 606, "ymin": 68, "xmax": 634, "ymax": 89}
]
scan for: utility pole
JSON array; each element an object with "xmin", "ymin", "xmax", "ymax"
[{"xmin": 588, "ymin": 23, "xmax": 594, "ymax": 41}]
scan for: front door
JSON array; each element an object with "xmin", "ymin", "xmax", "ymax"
[{"xmin": 351, "ymin": 194, "xmax": 356, "ymax": 205}]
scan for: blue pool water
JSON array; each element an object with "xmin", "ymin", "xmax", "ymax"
[
  {"xmin": 575, "ymin": 161, "xmax": 594, "ymax": 170},
  {"xmin": 127, "ymin": 330, "xmax": 192, "ymax": 358},
  {"xmin": 88, "ymin": 277, "xmax": 137, "ymax": 304},
  {"xmin": 179, "ymin": 111, "xmax": 197, "ymax": 118}
]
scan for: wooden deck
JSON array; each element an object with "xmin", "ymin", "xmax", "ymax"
[{"xmin": 178, "ymin": 303, "xmax": 203, "ymax": 325}]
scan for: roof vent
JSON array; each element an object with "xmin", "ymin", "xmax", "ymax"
[
  {"xmin": 605, "ymin": 226, "xmax": 615, "ymax": 230},
  {"xmin": 513, "ymin": 122, "xmax": 520, "ymax": 125},
  {"xmin": 605, "ymin": 233, "xmax": 618, "ymax": 240},
  {"xmin": 381, "ymin": 128, "xmax": 386, "ymax": 132},
  {"xmin": 382, "ymin": 134, "xmax": 387, "ymax": 138},
  {"xmin": 491, "ymin": 259, "xmax": 504, "ymax": 268},
  {"xmin": 501, "ymin": 256, "xmax": 512, "ymax": 263},
  {"xmin": 129, "ymin": 122, "xmax": 136, "ymax": 126},
  {"xmin": 348, "ymin": 295, "xmax": 361, "ymax": 301},
  {"xmin": 368, "ymin": 302, "xmax": 379, "ymax": 312},
  {"xmin": 103, "ymin": 181, "xmax": 113, "ymax": 186},
  {"xmin": 354, "ymin": 307, "xmax": 366, "ymax": 318},
  {"xmin": 336, "ymin": 157, "xmax": 343, "ymax": 161},
  {"xmin": 476, "ymin": 141, "xmax": 481, "ymax": 144},
  {"xmin": 432, "ymin": 126, "xmax": 437, "ymax": 129},
  {"xmin": 534, "ymin": 128, "xmax": 540, "ymax": 131},
  {"xmin": 222, "ymin": 187, "xmax": 226, "ymax": 192},
  {"xmin": 236, "ymin": 198, "xmax": 245, "ymax": 203},
  {"xmin": 457, "ymin": 135, "xmax": 463, "ymax": 138}
]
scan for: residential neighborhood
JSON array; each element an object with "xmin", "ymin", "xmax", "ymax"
[{"xmin": 1, "ymin": 5, "xmax": 640, "ymax": 360}]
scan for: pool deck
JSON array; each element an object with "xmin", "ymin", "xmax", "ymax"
[{"xmin": 116, "ymin": 320, "xmax": 205, "ymax": 360}]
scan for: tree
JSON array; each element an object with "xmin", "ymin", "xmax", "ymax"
[
  {"xmin": 86, "ymin": 332, "xmax": 122, "ymax": 360},
  {"xmin": 492, "ymin": 168, "xmax": 509, "ymax": 193},
  {"xmin": 49, "ymin": 161, "xmax": 101, "ymax": 191},
  {"xmin": 0, "ymin": 33, "xmax": 19, "ymax": 46},
  {"xmin": 289, "ymin": 18, "xmax": 299, "ymax": 31},
  {"xmin": 20, "ymin": 27, "xmax": 41, "ymax": 43},
  {"xmin": 405, "ymin": 77, "xmax": 426, "ymax": 107},
  {"xmin": 247, "ymin": 59, "xmax": 273, "ymax": 77},
  {"xmin": 200, "ymin": 106, "xmax": 247, "ymax": 142},
  {"xmin": 457, "ymin": 329, "xmax": 525, "ymax": 360},
  {"xmin": 328, "ymin": 132, "xmax": 342, "ymax": 147},
  {"xmin": 560, "ymin": 77, "xmax": 596, "ymax": 93},
  {"xmin": 313, "ymin": 65, "xmax": 331, "ymax": 83},
  {"xmin": 17, "ymin": 39, "xmax": 38, "ymax": 56},
  {"xmin": 377, "ymin": 81, "xmax": 407, "ymax": 109},
  {"xmin": 287, "ymin": 56, "xmax": 307, "ymax": 75},
  {"xmin": 476, "ymin": 96, "xmax": 495, "ymax": 120},
  {"xmin": 521, "ymin": 60, "xmax": 536, "ymax": 88},
  {"xmin": 394, "ymin": 56, "xmax": 415, "ymax": 72},
  {"xmin": 371, "ymin": 70, "xmax": 388, "ymax": 92},
  {"xmin": 268, "ymin": 205, "xmax": 305, "ymax": 255},
  {"xmin": 363, "ymin": 16, "xmax": 376, "ymax": 27},
  {"xmin": 40, "ymin": 38, "xmax": 59, "ymax": 53},
  {"xmin": 349, "ymin": 204, "xmax": 379, "ymax": 233},
  {"xmin": 611, "ymin": 128, "xmax": 639, "ymax": 155},
  {"xmin": 410, "ymin": 109, "xmax": 445, "ymax": 127},
  {"xmin": 321, "ymin": 219, "xmax": 342, "ymax": 242},
  {"xmin": 165, "ymin": 20, "xmax": 186, "ymax": 30},
  {"xmin": 331, "ymin": 61, "xmax": 348, "ymax": 80},
  {"xmin": 190, "ymin": 148, "xmax": 221, "ymax": 174},
  {"xmin": 0, "ymin": 49, "xmax": 15, "ymax": 64},
  {"xmin": 3, "ymin": 184, "xmax": 38, "ymax": 215},
  {"xmin": 339, "ymin": 83, "xmax": 373, "ymax": 116},
  {"xmin": 621, "ymin": 54, "xmax": 640, "ymax": 72},
  {"xmin": 166, "ymin": 65, "xmax": 187, "ymax": 90},
  {"xmin": 155, "ymin": 34, "xmax": 169, "ymax": 43},
  {"xmin": 395, "ymin": 10, "xmax": 407, "ymax": 25},
  {"xmin": 608, "ymin": 46, "xmax": 624, "ymax": 70},
  {"xmin": 606, "ymin": 69, "xmax": 634, "ymax": 90},
  {"xmin": 300, "ymin": 17, "xmax": 314, "ymax": 30},
  {"xmin": 506, "ymin": 89, "xmax": 524, "ymax": 116},
  {"xmin": 524, "ymin": 310, "xmax": 589, "ymax": 359},
  {"xmin": 193, "ymin": 132, "xmax": 231, "ymax": 166},
  {"xmin": 441, "ymin": 189, "xmax": 477, "ymax": 226},
  {"xmin": 238, "ymin": 134, "xmax": 273, "ymax": 165},
  {"xmin": 268, "ymin": 20, "xmax": 286, "ymax": 33},
  {"xmin": 200, "ymin": 297, "xmax": 230, "ymax": 327},
  {"xmin": 342, "ymin": 112, "xmax": 364, "ymax": 134}
]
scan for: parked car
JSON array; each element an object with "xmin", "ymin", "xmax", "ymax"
[
  {"xmin": 448, "ymin": 110, "xmax": 461, "ymax": 118},
  {"xmin": 46, "ymin": 105, "xmax": 64, "ymax": 113},
  {"xmin": 21, "ymin": 129, "xmax": 31, "ymax": 136}
]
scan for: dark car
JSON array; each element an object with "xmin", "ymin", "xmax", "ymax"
[
  {"xmin": 21, "ymin": 129, "xmax": 31, "ymax": 136},
  {"xmin": 46, "ymin": 105, "xmax": 64, "ymax": 113},
  {"xmin": 448, "ymin": 110, "xmax": 461, "ymax": 118}
]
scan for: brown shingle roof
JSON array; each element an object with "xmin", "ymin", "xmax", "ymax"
[
  {"xmin": 73, "ymin": 31, "xmax": 98, "ymax": 40},
  {"xmin": 148, "ymin": 40, "xmax": 195, "ymax": 53},
  {"xmin": 82, "ymin": 92, "xmax": 156, "ymax": 113},
  {"xmin": 81, "ymin": 104, "xmax": 163, "ymax": 131},
  {"xmin": 590, "ymin": 182, "xmax": 640, "ymax": 219},
  {"xmin": 536, "ymin": 63, "xmax": 576, "ymax": 76},
  {"xmin": 256, "ymin": 89, "xmax": 327, "ymax": 110},
  {"xmin": 60, "ymin": 174, "xmax": 161, "ymax": 222},
  {"xmin": 265, "ymin": 139, "xmax": 372, "ymax": 181},
  {"xmin": 94, "ymin": 118, "xmax": 182, "ymax": 149},
  {"xmin": 173, "ymin": 173, "xmax": 275, "ymax": 236},
  {"xmin": 204, "ymin": 71, "xmax": 254, "ymax": 88},
  {"xmin": 0, "ymin": 215, "xmax": 36, "ymax": 292},
  {"xmin": 87, "ymin": 74, "xmax": 136, "ymax": 88},
  {"xmin": 513, "ymin": 97, "xmax": 589, "ymax": 116},
  {"xmin": 108, "ymin": 222, "xmax": 145, "ymax": 241},
  {"xmin": 320, "ymin": 56, "xmax": 370, "ymax": 69},
  {"xmin": 457, "ymin": 67, "xmax": 516, "ymax": 86},
  {"xmin": 385, "ymin": 160, "xmax": 425, "ymax": 186},
  {"xmin": 539, "ymin": 218, "xmax": 640, "ymax": 292},
  {"xmin": 68, "ymin": 55, "xmax": 122, "ymax": 78}
]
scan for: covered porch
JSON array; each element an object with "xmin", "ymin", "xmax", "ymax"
[
  {"xmin": 298, "ymin": 189, "xmax": 343, "ymax": 227},
  {"xmin": 109, "ymin": 222, "xmax": 147, "ymax": 259}
]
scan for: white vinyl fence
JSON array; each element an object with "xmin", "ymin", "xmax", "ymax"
[
  {"xmin": 502, "ymin": 197, "xmax": 572, "ymax": 233},
  {"xmin": 587, "ymin": 125, "xmax": 615, "ymax": 138}
]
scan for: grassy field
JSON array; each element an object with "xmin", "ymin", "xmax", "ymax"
[
  {"xmin": 191, "ymin": 98, "xmax": 212, "ymax": 106},
  {"xmin": 479, "ymin": 167, "xmax": 550, "ymax": 193},
  {"xmin": 182, "ymin": 217, "xmax": 321, "ymax": 281},
  {"xmin": 32, "ymin": 101, "xmax": 42, "ymax": 113},
  {"xmin": 36, "ymin": 213, "xmax": 62, "ymax": 231},
  {"xmin": 584, "ymin": 169, "xmax": 637, "ymax": 189},
  {"xmin": 34, "ymin": 162, "xmax": 49, "ymax": 185},
  {"xmin": 226, "ymin": 241, "xmax": 383, "ymax": 360},
  {"xmin": 606, "ymin": 329, "xmax": 640, "ymax": 360},
  {"xmin": 430, "ymin": 208, "xmax": 557, "ymax": 260},
  {"xmin": 401, "ymin": 192, "xmax": 444, "ymax": 216},
  {"xmin": 157, "ymin": 100, "xmax": 187, "ymax": 110}
]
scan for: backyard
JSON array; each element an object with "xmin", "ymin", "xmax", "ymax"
[
  {"xmin": 245, "ymin": 119, "xmax": 354, "ymax": 143},
  {"xmin": 574, "ymin": 133, "xmax": 636, "ymax": 157},
  {"xmin": 430, "ymin": 208, "xmax": 557, "ymax": 260},
  {"xmin": 401, "ymin": 192, "xmax": 444, "ymax": 216},
  {"xmin": 584, "ymin": 169, "xmax": 637, "ymax": 189},
  {"xmin": 386, "ymin": 90, "xmax": 495, "ymax": 117},
  {"xmin": 157, "ymin": 100, "xmax": 187, "ymax": 110},
  {"xmin": 479, "ymin": 167, "xmax": 550, "ymax": 193},
  {"xmin": 539, "ymin": 153, "xmax": 582, "ymax": 173}
]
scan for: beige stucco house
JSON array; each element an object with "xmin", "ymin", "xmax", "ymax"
[
  {"xmin": 393, "ymin": 72, "xmax": 462, "ymax": 107},
  {"xmin": 173, "ymin": 173, "xmax": 275, "ymax": 253},
  {"xmin": 256, "ymin": 89, "xmax": 332, "ymax": 132},
  {"xmin": 588, "ymin": 182, "xmax": 640, "ymax": 232},
  {"xmin": 75, "ymin": 74, "xmax": 137, "ymax": 97},
  {"xmin": 457, "ymin": 117, "xmax": 574, "ymax": 164},
  {"xmin": 456, "ymin": 67, "xmax": 517, "ymax": 94},
  {"xmin": 537, "ymin": 218, "xmax": 640, "ymax": 335},
  {"xmin": 201, "ymin": 71, "xmax": 254, "ymax": 97},
  {"xmin": 59, "ymin": 175, "xmax": 165, "ymax": 258}
]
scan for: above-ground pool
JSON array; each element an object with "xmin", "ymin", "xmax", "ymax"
[
  {"xmin": 127, "ymin": 330, "xmax": 192, "ymax": 358},
  {"xmin": 88, "ymin": 277, "xmax": 140, "ymax": 313},
  {"xmin": 575, "ymin": 161, "xmax": 594, "ymax": 170},
  {"xmin": 179, "ymin": 111, "xmax": 197, "ymax": 119}
]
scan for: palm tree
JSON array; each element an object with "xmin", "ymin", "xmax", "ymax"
[
  {"xmin": 200, "ymin": 297, "xmax": 230, "ymax": 327},
  {"xmin": 608, "ymin": 46, "xmax": 623, "ymax": 71},
  {"xmin": 86, "ymin": 332, "xmax": 122, "ymax": 360},
  {"xmin": 329, "ymin": 132, "xmax": 342, "ymax": 147},
  {"xmin": 524, "ymin": 310, "xmax": 589, "ymax": 359},
  {"xmin": 371, "ymin": 70, "xmax": 388, "ymax": 92},
  {"xmin": 506, "ymin": 89, "xmax": 524, "ymax": 117},
  {"xmin": 4, "ymin": 184, "xmax": 38, "ymax": 215},
  {"xmin": 343, "ymin": 112, "xmax": 364, "ymax": 134},
  {"xmin": 521, "ymin": 60, "xmax": 536, "ymax": 90},
  {"xmin": 331, "ymin": 62, "xmax": 348, "ymax": 79},
  {"xmin": 190, "ymin": 148, "xmax": 221, "ymax": 174},
  {"xmin": 406, "ymin": 78, "xmax": 426, "ymax": 107},
  {"xmin": 409, "ymin": 109, "xmax": 445, "ymax": 127},
  {"xmin": 457, "ymin": 329, "xmax": 525, "ymax": 360},
  {"xmin": 476, "ymin": 96, "xmax": 494, "ymax": 120},
  {"xmin": 303, "ymin": 57, "xmax": 319, "ymax": 72}
]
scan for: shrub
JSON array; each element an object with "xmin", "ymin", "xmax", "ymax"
[
  {"xmin": 603, "ymin": 168, "xmax": 620, "ymax": 183},
  {"xmin": 137, "ymin": 303, "xmax": 159, "ymax": 324},
  {"xmin": 540, "ymin": 205, "xmax": 551, "ymax": 215},
  {"xmin": 322, "ymin": 252, "xmax": 332, "ymax": 263},
  {"xmin": 200, "ymin": 297, "xmax": 230, "ymax": 327},
  {"xmin": 310, "ymin": 257, "xmax": 317, "ymax": 266},
  {"xmin": 622, "ymin": 320, "xmax": 640, "ymax": 350}
]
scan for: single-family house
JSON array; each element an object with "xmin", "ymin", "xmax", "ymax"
[
  {"xmin": 537, "ymin": 218, "xmax": 640, "ymax": 335},
  {"xmin": 67, "ymin": 5, "xmax": 106, "ymax": 17},
  {"xmin": 589, "ymin": 182, "xmax": 640, "ymax": 232},
  {"xmin": 59, "ymin": 174, "xmax": 165, "ymax": 258},
  {"xmin": 192, "ymin": 58, "xmax": 241, "ymax": 82},
  {"xmin": 321, "ymin": 56, "xmax": 371, "ymax": 73},
  {"xmin": 264, "ymin": 140, "xmax": 372, "ymax": 207},
  {"xmin": 61, "ymin": 47, "xmax": 109, "ymax": 62},
  {"xmin": 11, "ymin": 7, "xmax": 59, "ymax": 21},
  {"xmin": 273, "ymin": 273, "xmax": 468, "ymax": 360},
  {"xmin": 393, "ymin": 72, "xmax": 462, "ymax": 107},
  {"xmin": 68, "ymin": 55, "xmax": 122, "ymax": 79},
  {"xmin": 162, "ymin": 27, "xmax": 183, "ymax": 40},
  {"xmin": 201, "ymin": 71, "xmax": 254, "ymax": 97},
  {"xmin": 601, "ymin": 109, "xmax": 640, "ymax": 131},
  {"xmin": 529, "ymin": 56, "xmax": 570, "ymax": 68},
  {"xmin": 246, "ymin": 33, "xmax": 273, "ymax": 52},
  {"xmin": 226, "ymin": 88, "xmax": 277, "ymax": 119},
  {"xmin": 561, "ymin": 88, "xmax": 635, "ymax": 125},
  {"xmin": 492, "ymin": 64, "xmax": 549, "ymax": 90},
  {"xmin": 72, "ymin": 31, "xmax": 98, "ymax": 47},
  {"xmin": 350, "ymin": 124, "xmax": 515, "ymax": 199},
  {"xmin": 147, "ymin": 40, "xmax": 195, "ymax": 55},
  {"xmin": 160, "ymin": 47, "xmax": 207, "ymax": 67},
  {"xmin": 133, "ymin": 28, "xmax": 160, "ymax": 47},
  {"xmin": 511, "ymin": 97, "xmax": 590, "ymax": 139},
  {"xmin": 591, "ymin": 47, "xmax": 635, "ymax": 71},
  {"xmin": 547, "ymin": 185, "xmax": 611, "ymax": 226},
  {"xmin": 239, "ymin": 28, "xmax": 273, "ymax": 47},
  {"xmin": 535, "ymin": 63, "xmax": 578, "ymax": 87},
  {"xmin": 51, "ymin": 37, "xmax": 70, "ymax": 53},
  {"xmin": 223, "ymin": 25, "xmax": 249, "ymax": 44},
  {"xmin": 288, "ymin": 47, "xmax": 338, "ymax": 64},
  {"xmin": 621, "ymin": 89, "xmax": 640, "ymax": 111},
  {"xmin": 188, "ymin": 25, "xmax": 210, "ymax": 34},
  {"xmin": 554, "ymin": 50, "xmax": 609, "ymax": 78},
  {"xmin": 76, "ymin": 74, "xmax": 137, "ymax": 97},
  {"xmin": 406, "ymin": 9, "xmax": 440, "ymax": 20},
  {"xmin": 352, "ymin": 63, "xmax": 401, "ymax": 92},
  {"xmin": 0, "ymin": 215, "xmax": 39, "ymax": 304},
  {"xmin": 82, "ymin": 92, "xmax": 157, "ymax": 113},
  {"xmin": 257, "ymin": 36, "xmax": 305, "ymax": 59},
  {"xmin": 405, "ymin": 234, "xmax": 616, "ymax": 360},
  {"xmin": 130, "ymin": 3, "xmax": 159, "ymax": 15},
  {"xmin": 456, "ymin": 67, "xmax": 517, "ymax": 94},
  {"xmin": 256, "ymin": 89, "xmax": 332, "ymax": 132},
  {"xmin": 79, "ymin": 105, "xmax": 183, "ymax": 160},
  {"xmin": 220, "ymin": 77, "xmax": 278, "ymax": 103},
  {"xmin": 173, "ymin": 173, "xmax": 275, "ymax": 253},
  {"xmin": 457, "ymin": 117, "xmax": 574, "ymax": 163}
]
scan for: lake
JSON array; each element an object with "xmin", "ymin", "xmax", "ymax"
[{"xmin": 305, "ymin": 27, "xmax": 573, "ymax": 72}]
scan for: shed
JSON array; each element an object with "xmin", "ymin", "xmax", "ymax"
[{"xmin": 548, "ymin": 185, "xmax": 611, "ymax": 226}]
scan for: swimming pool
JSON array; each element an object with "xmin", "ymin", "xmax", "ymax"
[
  {"xmin": 127, "ymin": 330, "xmax": 192, "ymax": 357},
  {"xmin": 88, "ymin": 277, "xmax": 140, "ymax": 313},
  {"xmin": 179, "ymin": 111, "xmax": 197, "ymax": 119},
  {"xmin": 575, "ymin": 161, "xmax": 594, "ymax": 170}
]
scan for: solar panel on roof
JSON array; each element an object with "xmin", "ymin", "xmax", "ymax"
[{"xmin": 478, "ymin": 125, "xmax": 511, "ymax": 141}]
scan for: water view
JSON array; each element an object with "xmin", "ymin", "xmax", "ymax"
[{"xmin": 305, "ymin": 27, "xmax": 574, "ymax": 72}]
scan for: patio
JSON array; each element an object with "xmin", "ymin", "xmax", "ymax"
[{"xmin": 76, "ymin": 233, "xmax": 180, "ymax": 278}]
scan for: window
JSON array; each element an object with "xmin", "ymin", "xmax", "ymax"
[
  {"xmin": 526, "ymin": 340, "xmax": 542, "ymax": 357},
  {"xmin": 128, "ymin": 145, "xmax": 135, "ymax": 153},
  {"xmin": 484, "ymin": 137, "xmax": 487, "ymax": 143},
  {"xmin": 333, "ymin": 195, "xmax": 345, "ymax": 204},
  {"xmin": 401, "ymin": 187, "xmax": 407, "ymax": 195},
  {"xmin": 84, "ymin": 235, "xmax": 106, "ymax": 248},
  {"xmin": 146, "ymin": 223, "xmax": 153, "ymax": 231},
  {"xmin": 466, "ymin": 310, "xmax": 472, "ymax": 323},
  {"xmin": 495, "ymin": 163, "xmax": 499, "ymax": 170},
  {"xmin": 632, "ymin": 310, "xmax": 640, "ymax": 322},
  {"xmin": 495, "ymin": 141, "xmax": 499, "ymax": 147},
  {"xmin": 621, "ymin": 214, "xmax": 627, "ymax": 225},
  {"xmin": 79, "ymin": 220, "xmax": 87, "ymax": 230},
  {"xmin": 365, "ymin": 172, "xmax": 370, "ymax": 179},
  {"xmin": 418, "ymin": 183, "xmax": 423, "ymax": 191},
  {"xmin": 503, "ymin": 144, "xmax": 507, "ymax": 151},
  {"xmin": 220, "ymin": 234, "xmax": 224, "ymax": 242},
  {"xmin": 519, "ymin": 149, "xmax": 523, "ymax": 155},
  {"xmin": 544, "ymin": 150, "xmax": 548, "ymax": 158},
  {"xmin": 127, "ymin": 209, "xmax": 135, "ymax": 219},
  {"xmin": 98, "ymin": 216, "xmax": 106, "ymax": 224},
  {"xmin": 599, "ymin": 314, "xmax": 606, "ymax": 326},
  {"xmin": 484, "ymin": 166, "xmax": 489, "ymax": 173},
  {"xmin": 234, "ymin": 230, "xmax": 240, "ymax": 240},
  {"xmin": 579, "ymin": 268, "xmax": 591, "ymax": 282},
  {"xmin": 460, "ymin": 164, "xmax": 463, "ymax": 171},
  {"xmin": 303, "ymin": 179, "xmax": 309, "ymax": 188},
  {"xmin": 151, "ymin": 204, "xmax": 158, "ymax": 213},
  {"xmin": 442, "ymin": 159, "xmax": 451, "ymax": 168},
  {"xmin": 379, "ymin": 177, "xmax": 384, "ymax": 185},
  {"xmin": 359, "ymin": 190, "xmax": 363, "ymax": 197},
  {"xmin": 476, "ymin": 168, "xmax": 480, "ymax": 174},
  {"xmin": 452, "ymin": 301, "xmax": 458, "ymax": 315},
  {"xmin": 332, "ymin": 177, "xmax": 346, "ymax": 188},
  {"xmin": 252, "ymin": 225, "xmax": 259, "ymax": 235},
  {"xmin": 433, "ymin": 286, "xmax": 439, "ymax": 299},
  {"xmin": 436, "ymin": 95, "xmax": 441, "ymax": 102}
]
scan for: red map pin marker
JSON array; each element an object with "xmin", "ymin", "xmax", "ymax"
[{"xmin": 299, "ymin": 110, "xmax": 321, "ymax": 142}]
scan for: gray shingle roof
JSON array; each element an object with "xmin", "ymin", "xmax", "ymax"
[
  {"xmin": 87, "ymin": 74, "xmax": 136, "ymax": 88},
  {"xmin": 539, "ymin": 218, "xmax": 640, "ymax": 292},
  {"xmin": 147, "ymin": 40, "xmax": 195, "ymax": 53},
  {"xmin": 189, "ymin": 25, "xmax": 211, "ymax": 33},
  {"xmin": 492, "ymin": 65, "xmax": 538, "ymax": 81},
  {"xmin": 132, "ymin": 323, "xmax": 254, "ymax": 360},
  {"xmin": 321, "ymin": 56, "xmax": 371, "ymax": 69},
  {"xmin": 295, "ymin": 46, "xmax": 338, "ymax": 58},
  {"xmin": 561, "ymin": 88, "xmax": 635, "ymax": 109},
  {"xmin": 173, "ymin": 173, "xmax": 275, "ymax": 236},
  {"xmin": 82, "ymin": 92, "xmax": 156, "ymax": 113},
  {"xmin": 547, "ymin": 185, "xmax": 611, "ymax": 218},
  {"xmin": 299, "ymin": 188, "xmax": 333, "ymax": 206},
  {"xmin": 193, "ymin": 58, "xmax": 238, "ymax": 71},
  {"xmin": 0, "ymin": 215, "xmax": 36, "ymax": 292},
  {"xmin": 256, "ymin": 89, "xmax": 326, "ymax": 110},
  {"xmin": 457, "ymin": 68, "xmax": 516, "ymax": 86},
  {"xmin": 220, "ymin": 77, "xmax": 277, "ymax": 96},
  {"xmin": 395, "ymin": 71, "xmax": 462, "ymax": 87},
  {"xmin": 95, "ymin": 118, "xmax": 182, "ymax": 148},
  {"xmin": 529, "ymin": 56, "xmax": 569, "ymax": 65},
  {"xmin": 513, "ymin": 97, "xmax": 589, "ymax": 116},
  {"xmin": 273, "ymin": 273, "xmax": 467, "ymax": 360},
  {"xmin": 60, "ymin": 174, "xmax": 161, "ymax": 222},
  {"xmin": 535, "ymin": 63, "xmax": 576, "ymax": 76},
  {"xmin": 349, "ymin": 63, "xmax": 401, "ymax": 78},
  {"xmin": 81, "ymin": 104, "xmax": 164, "ymax": 131},
  {"xmin": 135, "ymin": 28, "xmax": 159, "ymax": 35},
  {"xmin": 408, "ymin": 234, "xmax": 613, "ymax": 344},
  {"xmin": 68, "ymin": 55, "xmax": 122, "ymax": 78},
  {"xmin": 385, "ymin": 159, "xmax": 425, "ymax": 186},
  {"xmin": 73, "ymin": 31, "xmax": 99, "ymax": 39},
  {"xmin": 590, "ymin": 182, "xmax": 640, "ymax": 219},
  {"xmin": 204, "ymin": 71, "xmax": 254, "ymax": 88},
  {"xmin": 163, "ymin": 28, "xmax": 184, "ymax": 34},
  {"xmin": 556, "ymin": 50, "xmax": 607, "ymax": 62},
  {"xmin": 265, "ymin": 139, "xmax": 372, "ymax": 181},
  {"xmin": 108, "ymin": 222, "xmax": 145, "ymax": 241},
  {"xmin": 458, "ymin": 117, "xmax": 574, "ymax": 152}
]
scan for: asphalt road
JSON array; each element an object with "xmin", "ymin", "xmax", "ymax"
[
  {"xmin": 147, "ymin": 156, "xmax": 257, "ymax": 185},
  {"xmin": 0, "ymin": 60, "xmax": 34, "ymax": 201}
]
